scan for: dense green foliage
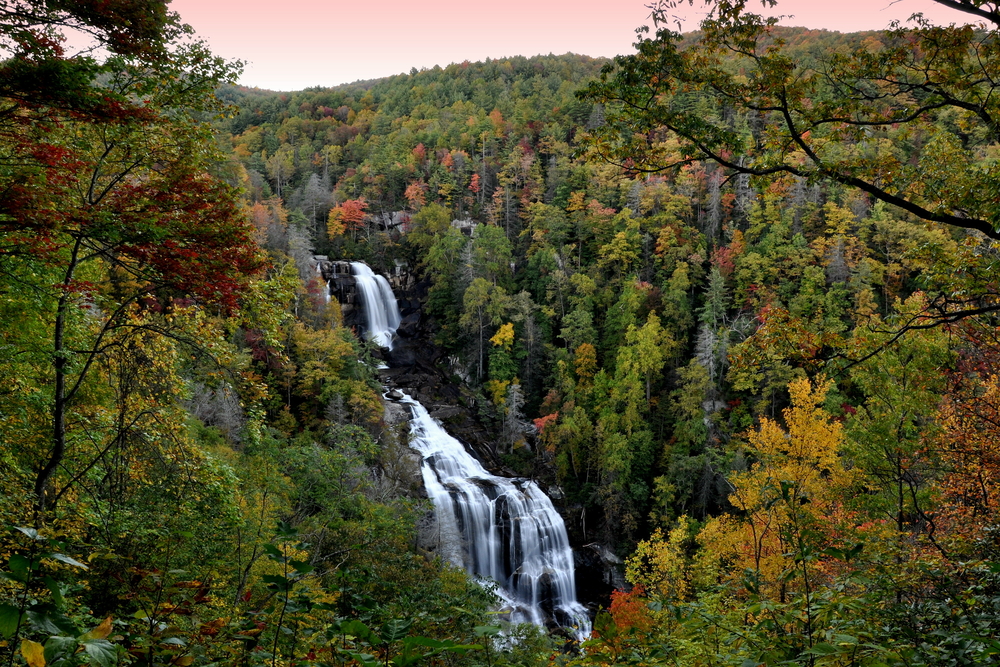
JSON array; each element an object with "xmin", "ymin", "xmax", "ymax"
[{"xmin": 211, "ymin": 1, "xmax": 1000, "ymax": 664}]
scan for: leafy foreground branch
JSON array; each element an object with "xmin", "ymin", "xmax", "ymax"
[{"xmin": 581, "ymin": 0, "xmax": 1000, "ymax": 239}]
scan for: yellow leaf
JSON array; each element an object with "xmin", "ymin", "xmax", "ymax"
[
  {"xmin": 21, "ymin": 639, "xmax": 45, "ymax": 667},
  {"xmin": 173, "ymin": 656, "xmax": 194, "ymax": 666},
  {"xmin": 84, "ymin": 616, "xmax": 113, "ymax": 640}
]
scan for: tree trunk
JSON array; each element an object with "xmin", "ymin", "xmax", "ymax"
[{"xmin": 34, "ymin": 237, "xmax": 83, "ymax": 517}]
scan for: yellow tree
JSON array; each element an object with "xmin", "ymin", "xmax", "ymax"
[
  {"xmin": 701, "ymin": 377, "xmax": 858, "ymax": 603},
  {"xmin": 622, "ymin": 377, "xmax": 876, "ymax": 665}
]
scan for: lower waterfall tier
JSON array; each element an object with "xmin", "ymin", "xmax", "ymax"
[{"xmin": 396, "ymin": 392, "xmax": 591, "ymax": 639}]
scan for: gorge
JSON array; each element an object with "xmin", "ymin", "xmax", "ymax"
[{"xmin": 342, "ymin": 259, "xmax": 591, "ymax": 638}]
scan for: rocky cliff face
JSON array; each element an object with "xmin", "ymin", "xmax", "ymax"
[
  {"xmin": 317, "ymin": 258, "xmax": 424, "ymax": 351},
  {"xmin": 315, "ymin": 259, "xmax": 362, "ymax": 331}
]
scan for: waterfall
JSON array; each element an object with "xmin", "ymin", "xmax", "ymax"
[
  {"xmin": 349, "ymin": 261, "xmax": 589, "ymax": 637},
  {"xmin": 400, "ymin": 394, "xmax": 591, "ymax": 639},
  {"xmin": 350, "ymin": 262, "xmax": 401, "ymax": 348},
  {"xmin": 316, "ymin": 262, "xmax": 331, "ymax": 305}
]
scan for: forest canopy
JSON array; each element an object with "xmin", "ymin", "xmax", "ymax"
[{"xmin": 5, "ymin": 1, "xmax": 1000, "ymax": 666}]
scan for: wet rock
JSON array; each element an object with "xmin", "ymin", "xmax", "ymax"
[
  {"xmin": 383, "ymin": 401, "xmax": 410, "ymax": 429},
  {"xmin": 396, "ymin": 311, "xmax": 421, "ymax": 338},
  {"xmin": 377, "ymin": 367, "xmax": 408, "ymax": 380},
  {"xmin": 429, "ymin": 406, "xmax": 463, "ymax": 420},
  {"xmin": 385, "ymin": 389, "xmax": 404, "ymax": 401},
  {"xmin": 574, "ymin": 543, "xmax": 624, "ymax": 612},
  {"xmin": 414, "ymin": 509, "xmax": 441, "ymax": 554},
  {"xmin": 538, "ymin": 572, "xmax": 555, "ymax": 617},
  {"xmin": 398, "ymin": 298, "xmax": 420, "ymax": 315},
  {"xmin": 386, "ymin": 338, "xmax": 421, "ymax": 366}
]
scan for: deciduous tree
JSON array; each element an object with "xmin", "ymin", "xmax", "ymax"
[{"xmin": 582, "ymin": 1, "xmax": 1000, "ymax": 239}]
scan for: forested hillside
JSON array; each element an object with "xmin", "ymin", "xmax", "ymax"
[
  {"xmin": 0, "ymin": 4, "xmax": 527, "ymax": 667},
  {"xmin": 5, "ymin": 0, "xmax": 1000, "ymax": 665}
]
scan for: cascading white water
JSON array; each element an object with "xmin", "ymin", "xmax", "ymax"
[
  {"xmin": 400, "ymin": 394, "xmax": 591, "ymax": 639},
  {"xmin": 315, "ymin": 262, "xmax": 331, "ymax": 304},
  {"xmin": 351, "ymin": 263, "xmax": 590, "ymax": 637},
  {"xmin": 350, "ymin": 262, "xmax": 400, "ymax": 348}
]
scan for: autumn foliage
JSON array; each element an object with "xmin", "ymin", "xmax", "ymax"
[{"xmin": 328, "ymin": 197, "xmax": 368, "ymax": 237}]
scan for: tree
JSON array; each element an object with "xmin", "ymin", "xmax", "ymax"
[
  {"xmin": 581, "ymin": 0, "xmax": 1000, "ymax": 240},
  {"xmin": 623, "ymin": 312, "xmax": 674, "ymax": 403},
  {"xmin": 404, "ymin": 202, "xmax": 451, "ymax": 256},
  {"xmin": 266, "ymin": 144, "xmax": 295, "ymax": 199},
  {"xmin": 0, "ymin": 2, "xmax": 262, "ymax": 516},
  {"xmin": 460, "ymin": 278, "xmax": 509, "ymax": 382},
  {"xmin": 470, "ymin": 223, "xmax": 513, "ymax": 287},
  {"xmin": 0, "ymin": 1, "xmax": 176, "ymax": 122},
  {"xmin": 328, "ymin": 198, "xmax": 368, "ymax": 241},
  {"xmin": 846, "ymin": 295, "xmax": 952, "ymax": 537},
  {"xmin": 299, "ymin": 173, "xmax": 331, "ymax": 229}
]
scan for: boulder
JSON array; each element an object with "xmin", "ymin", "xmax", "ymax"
[
  {"xmin": 429, "ymin": 406, "xmax": 463, "ymax": 420},
  {"xmin": 396, "ymin": 311, "xmax": 421, "ymax": 338}
]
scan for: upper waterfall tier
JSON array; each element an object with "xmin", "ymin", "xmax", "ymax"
[
  {"xmin": 350, "ymin": 262, "xmax": 401, "ymax": 349},
  {"xmin": 399, "ymin": 392, "xmax": 591, "ymax": 639}
]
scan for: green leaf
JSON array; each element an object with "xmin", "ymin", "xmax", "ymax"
[
  {"xmin": 261, "ymin": 574, "xmax": 291, "ymax": 590},
  {"xmin": 339, "ymin": 620, "xmax": 374, "ymax": 642},
  {"xmin": 590, "ymin": 613, "xmax": 616, "ymax": 640},
  {"xmin": 27, "ymin": 607, "xmax": 78, "ymax": 637},
  {"xmin": 82, "ymin": 639, "xmax": 117, "ymax": 667},
  {"xmin": 394, "ymin": 649, "xmax": 425, "ymax": 667},
  {"xmin": 821, "ymin": 547, "xmax": 845, "ymax": 560},
  {"xmin": 806, "ymin": 642, "xmax": 840, "ymax": 656},
  {"xmin": 844, "ymin": 542, "xmax": 865, "ymax": 561},
  {"xmin": 50, "ymin": 553, "xmax": 88, "ymax": 570},
  {"xmin": 473, "ymin": 625, "xmax": 502, "ymax": 637},
  {"xmin": 403, "ymin": 637, "xmax": 480, "ymax": 656},
  {"xmin": 274, "ymin": 521, "xmax": 298, "ymax": 538},
  {"xmin": 44, "ymin": 577, "xmax": 66, "ymax": 609},
  {"xmin": 43, "ymin": 636, "xmax": 77, "ymax": 665},
  {"xmin": 441, "ymin": 644, "xmax": 480, "ymax": 654},
  {"xmin": 0, "ymin": 603, "xmax": 22, "ymax": 638},
  {"xmin": 381, "ymin": 618, "xmax": 412, "ymax": 643},
  {"xmin": 396, "ymin": 637, "xmax": 436, "ymax": 667},
  {"xmin": 289, "ymin": 560, "xmax": 314, "ymax": 575},
  {"xmin": 10, "ymin": 554, "xmax": 31, "ymax": 581},
  {"xmin": 347, "ymin": 651, "xmax": 378, "ymax": 667}
]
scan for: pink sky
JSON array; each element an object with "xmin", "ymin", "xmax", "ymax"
[{"xmin": 169, "ymin": 0, "xmax": 980, "ymax": 91}]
